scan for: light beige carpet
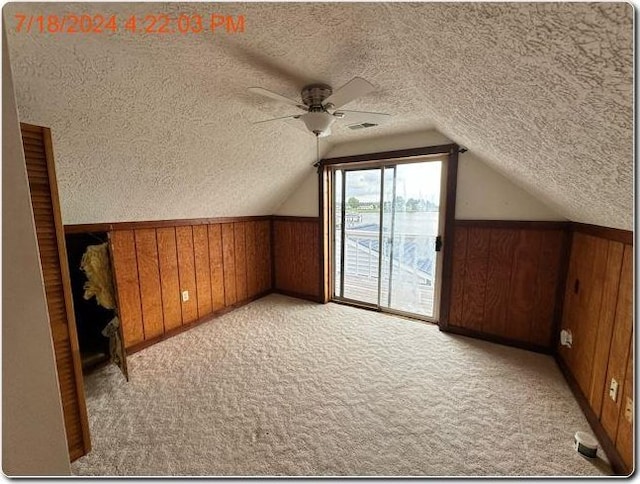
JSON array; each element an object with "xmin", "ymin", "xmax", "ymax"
[{"xmin": 71, "ymin": 294, "xmax": 610, "ymax": 476}]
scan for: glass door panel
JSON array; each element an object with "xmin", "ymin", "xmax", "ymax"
[
  {"xmin": 381, "ymin": 161, "xmax": 442, "ymax": 318},
  {"xmin": 341, "ymin": 169, "xmax": 381, "ymax": 305}
]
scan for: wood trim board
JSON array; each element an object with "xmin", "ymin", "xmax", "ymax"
[
  {"xmin": 456, "ymin": 220, "xmax": 570, "ymax": 230},
  {"xmin": 319, "ymin": 143, "xmax": 458, "ymax": 166},
  {"xmin": 64, "ymin": 215, "xmax": 272, "ymax": 234},
  {"xmin": 438, "ymin": 147, "xmax": 458, "ymax": 328},
  {"xmin": 571, "ymin": 222, "xmax": 632, "ymax": 245}
]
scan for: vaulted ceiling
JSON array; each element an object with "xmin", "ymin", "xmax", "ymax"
[{"xmin": 5, "ymin": 2, "xmax": 633, "ymax": 229}]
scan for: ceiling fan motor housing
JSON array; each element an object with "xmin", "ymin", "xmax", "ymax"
[{"xmin": 301, "ymin": 84, "xmax": 333, "ymax": 108}]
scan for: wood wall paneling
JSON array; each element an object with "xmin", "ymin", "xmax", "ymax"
[
  {"xmin": 600, "ymin": 244, "xmax": 633, "ymax": 440},
  {"xmin": 245, "ymin": 221, "xmax": 259, "ymax": 298},
  {"xmin": 447, "ymin": 223, "xmax": 566, "ymax": 350},
  {"xmin": 448, "ymin": 226, "xmax": 468, "ymax": 325},
  {"xmin": 482, "ymin": 228, "xmax": 517, "ymax": 337},
  {"xmin": 274, "ymin": 221, "xmax": 291, "ymax": 290},
  {"xmin": 556, "ymin": 227, "xmax": 633, "ymax": 475},
  {"xmin": 221, "ymin": 223, "xmax": 237, "ymax": 306},
  {"xmin": 257, "ymin": 220, "xmax": 272, "ymax": 294},
  {"xmin": 193, "ymin": 225, "xmax": 213, "ymax": 318},
  {"xmin": 110, "ymin": 218, "xmax": 273, "ymax": 354},
  {"xmin": 588, "ymin": 241, "xmax": 624, "ymax": 415},
  {"xmin": 175, "ymin": 225, "xmax": 199, "ymax": 324},
  {"xmin": 156, "ymin": 227, "xmax": 183, "ymax": 331},
  {"xmin": 134, "ymin": 229, "xmax": 165, "ymax": 339},
  {"xmin": 561, "ymin": 234, "xmax": 610, "ymax": 396},
  {"xmin": 530, "ymin": 230, "xmax": 564, "ymax": 348},
  {"xmin": 111, "ymin": 230, "xmax": 145, "ymax": 347},
  {"xmin": 234, "ymin": 223, "xmax": 248, "ymax": 302},
  {"xmin": 460, "ymin": 227, "xmax": 490, "ymax": 332},
  {"xmin": 504, "ymin": 229, "xmax": 542, "ymax": 342},
  {"xmin": 208, "ymin": 224, "xmax": 226, "ymax": 311},
  {"xmin": 615, "ymin": 337, "xmax": 634, "ymax": 471},
  {"xmin": 273, "ymin": 219, "xmax": 321, "ymax": 300},
  {"xmin": 301, "ymin": 222, "xmax": 320, "ymax": 297}
]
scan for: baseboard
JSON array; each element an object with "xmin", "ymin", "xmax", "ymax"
[
  {"xmin": 441, "ymin": 325, "xmax": 552, "ymax": 355},
  {"xmin": 126, "ymin": 290, "xmax": 272, "ymax": 355},
  {"xmin": 555, "ymin": 355, "xmax": 628, "ymax": 476}
]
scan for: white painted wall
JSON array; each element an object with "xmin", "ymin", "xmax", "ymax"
[
  {"xmin": 276, "ymin": 170, "xmax": 319, "ymax": 217},
  {"xmin": 456, "ymin": 153, "xmax": 564, "ymax": 220},
  {"xmin": 2, "ymin": 25, "xmax": 71, "ymax": 476},
  {"xmin": 275, "ymin": 129, "xmax": 565, "ymax": 221}
]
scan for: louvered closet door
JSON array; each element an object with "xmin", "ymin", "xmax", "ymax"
[{"xmin": 20, "ymin": 123, "xmax": 91, "ymax": 461}]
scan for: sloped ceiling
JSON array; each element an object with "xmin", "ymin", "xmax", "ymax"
[{"xmin": 5, "ymin": 2, "xmax": 633, "ymax": 228}]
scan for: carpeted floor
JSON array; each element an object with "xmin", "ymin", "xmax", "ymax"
[{"xmin": 71, "ymin": 294, "xmax": 611, "ymax": 476}]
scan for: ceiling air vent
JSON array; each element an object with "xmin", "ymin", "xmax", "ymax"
[{"xmin": 348, "ymin": 122, "xmax": 379, "ymax": 130}]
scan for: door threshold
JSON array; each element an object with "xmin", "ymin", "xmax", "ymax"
[{"xmin": 330, "ymin": 297, "xmax": 438, "ymax": 325}]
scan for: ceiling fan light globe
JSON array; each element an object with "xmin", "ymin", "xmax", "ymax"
[{"xmin": 301, "ymin": 112, "xmax": 335, "ymax": 137}]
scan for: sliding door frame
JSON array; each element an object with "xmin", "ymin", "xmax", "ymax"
[{"xmin": 318, "ymin": 143, "xmax": 459, "ymax": 326}]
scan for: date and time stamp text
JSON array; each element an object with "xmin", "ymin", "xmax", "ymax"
[{"xmin": 14, "ymin": 13, "xmax": 246, "ymax": 35}]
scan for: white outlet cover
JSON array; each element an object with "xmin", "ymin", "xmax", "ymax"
[
  {"xmin": 609, "ymin": 378, "xmax": 619, "ymax": 401},
  {"xmin": 182, "ymin": 290, "xmax": 189, "ymax": 302},
  {"xmin": 625, "ymin": 397, "xmax": 633, "ymax": 422},
  {"xmin": 560, "ymin": 329, "xmax": 573, "ymax": 347}
]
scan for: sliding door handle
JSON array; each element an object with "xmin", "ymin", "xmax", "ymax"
[{"xmin": 435, "ymin": 235, "xmax": 442, "ymax": 252}]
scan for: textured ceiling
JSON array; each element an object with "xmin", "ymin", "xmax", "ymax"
[{"xmin": 5, "ymin": 2, "xmax": 633, "ymax": 228}]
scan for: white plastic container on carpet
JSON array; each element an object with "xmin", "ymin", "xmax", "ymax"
[{"xmin": 574, "ymin": 431, "xmax": 598, "ymax": 458}]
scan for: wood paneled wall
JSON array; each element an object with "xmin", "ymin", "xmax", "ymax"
[
  {"xmin": 272, "ymin": 217, "xmax": 322, "ymax": 302},
  {"xmin": 447, "ymin": 221, "xmax": 567, "ymax": 351},
  {"xmin": 558, "ymin": 231, "xmax": 633, "ymax": 473},
  {"xmin": 111, "ymin": 219, "xmax": 271, "ymax": 351}
]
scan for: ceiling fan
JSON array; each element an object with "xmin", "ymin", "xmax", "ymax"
[{"xmin": 248, "ymin": 77, "xmax": 391, "ymax": 138}]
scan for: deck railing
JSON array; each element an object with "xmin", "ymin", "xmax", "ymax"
[{"xmin": 337, "ymin": 229, "xmax": 436, "ymax": 286}]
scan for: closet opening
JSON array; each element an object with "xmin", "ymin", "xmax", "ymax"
[{"xmin": 65, "ymin": 231, "xmax": 124, "ymax": 376}]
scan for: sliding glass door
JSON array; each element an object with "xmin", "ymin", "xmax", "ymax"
[{"xmin": 332, "ymin": 158, "xmax": 445, "ymax": 320}]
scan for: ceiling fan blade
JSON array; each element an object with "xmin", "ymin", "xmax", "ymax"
[
  {"xmin": 253, "ymin": 114, "xmax": 301, "ymax": 124},
  {"xmin": 222, "ymin": 42, "xmax": 312, "ymax": 87},
  {"xmin": 248, "ymin": 87, "xmax": 307, "ymax": 110},
  {"xmin": 323, "ymin": 77, "xmax": 375, "ymax": 109},
  {"xmin": 337, "ymin": 110, "xmax": 392, "ymax": 125}
]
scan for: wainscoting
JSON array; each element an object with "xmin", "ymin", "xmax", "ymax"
[
  {"xmin": 557, "ymin": 227, "xmax": 633, "ymax": 474},
  {"xmin": 109, "ymin": 218, "xmax": 271, "ymax": 351},
  {"xmin": 272, "ymin": 216, "xmax": 322, "ymax": 302},
  {"xmin": 67, "ymin": 214, "xmax": 634, "ymax": 473},
  {"xmin": 445, "ymin": 221, "xmax": 568, "ymax": 352}
]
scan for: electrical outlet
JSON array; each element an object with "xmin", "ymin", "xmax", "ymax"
[
  {"xmin": 182, "ymin": 290, "xmax": 189, "ymax": 302},
  {"xmin": 609, "ymin": 378, "xmax": 619, "ymax": 401},
  {"xmin": 624, "ymin": 397, "xmax": 633, "ymax": 423},
  {"xmin": 560, "ymin": 329, "xmax": 573, "ymax": 348}
]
